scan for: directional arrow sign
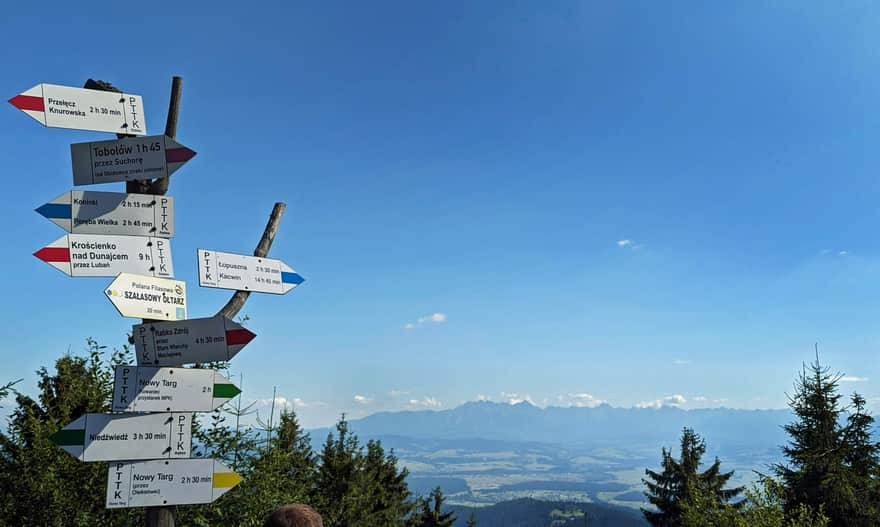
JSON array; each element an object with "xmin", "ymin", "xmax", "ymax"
[
  {"xmin": 9, "ymin": 83, "xmax": 146, "ymax": 135},
  {"xmin": 106, "ymin": 273, "xmax": 187, "ymax": 320},
  {"xmin": 107, "ymin": 459, "xmax": 242, "ymax": 508},
  {"xmin": 132, "ymin": 316, "xmax": 255, "ymax": 366},
  {"xmin": 34, "ymin": 234, "xmax": 173, "ymax": 277},
  {"xmin": 49, "ymin": 413, "xmax": 191, "ymax": 462},
  {"xmin": 198, "ymin": 249, "xmax": 304, "ymax": 294},
  {"xmin": 37, "ymin": 190, "xmax": 174, "ymax": 238},
  {"xmin": 70, "ymin": 135, "xmax": 196, "ymax": 186},
  {"xmin": 113, "ymin": 366, "xmax": 241, "ymax": 412}
]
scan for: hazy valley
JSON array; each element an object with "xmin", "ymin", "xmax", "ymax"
[{"xmin": 309, "ymin": 400, "xmax": 791, "ymax": 511}]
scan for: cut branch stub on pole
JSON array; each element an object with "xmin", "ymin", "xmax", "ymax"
[
  {"xmin": 84, "ymin": 77, "xmax": 182, "ymax": 196},
  {"xmin": 216, "ymin": 202, "xmax": 287, "ymax": 320},
  {"xmin": 86, "ymin": 77, "xmax": 281, "ymax": 526},
  {"xmin": 150, "ymin": 76, "xmax": 183, "ymax": 196}
]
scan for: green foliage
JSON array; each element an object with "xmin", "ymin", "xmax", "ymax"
[
  {"xmin": 180, "ymin": 405, "xmax": 317, "ymax": 527},
  {"xmin": 0, "ymin": 340, "xmax": 414, "ymax": 527},
  {"xmin": 0, "ymin": 378, "xmax": 20, "ymax": 405},
  {"xmin": 774, "ymin": 356, "xmax": 880, "ymax": 525},
  {"xmin": 314, "ymin": 416, "xmax": 413, "ymax": 527},
  {"xmin": 681, "ymin": 479, "xmax": 829, "ymax": 527},
  {"xmin": 642, "ymin": 427, "xmax": 743, "ymax": 526},
  {"xmin": 0, "ymin": 339, "xmax": 140, "ymax": 526},
  {"xmin": 407, "ymin": 487, "xmax": 455, "ymax": 527}
]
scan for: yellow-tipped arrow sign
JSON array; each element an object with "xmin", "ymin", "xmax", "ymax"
[{"xmin": 107, "ymin": 459, "xmax": 242, "ymax": 508}]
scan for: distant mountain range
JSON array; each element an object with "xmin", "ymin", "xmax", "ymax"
[
  {"xmin": 313, "ymin": 400, "xmax": 792, "ymax": 455},
  {"xmin": 307, "ymin": 401, "xmax": 795, "ymax": 511}
]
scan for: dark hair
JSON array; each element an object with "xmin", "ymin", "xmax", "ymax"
[{"xmin": 264, "ymin": 504, "xmax": 324, "ymax": 527}]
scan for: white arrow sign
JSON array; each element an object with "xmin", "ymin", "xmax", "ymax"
[
  {"xmin": 70, "ymin": 135, "xmax": 196, "ymax": 186},
  {"xmin": 9, "ymin": 83, "xmax": 145, "ymax": 135},
  {"xmin": 106, "ymin": 273, "xmax": 187, "ymax": 320},
  {"xmin": 113, "ymin": 366, "xmax": 241, "ymax": 412},
  {"xmin": 34, "ymin": 234, "xmax": 173, "ymax": 277},
  {"xmin": 36, "ymin": 190, "xmax": 174, "ymax": 238},
  {"xmin": 198, "ymin": 249, "xmax": 304, "ymax": 294},
  {"xmin": 107, "ymin": 459, "xmax": 242, "ymax": 508},
  {"xmin": 132, "ymin": 316, "xmax": 256, "ymax": 366},
  {"xmin": 50, "ymin": 413, "xmax": 191, "ymax": 462}
]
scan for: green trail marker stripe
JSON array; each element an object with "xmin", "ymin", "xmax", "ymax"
[
  {"xmin": 50, "ymin": 428, "xmax": 85, "ymax": 446},
  {"xmin": 213, "ymin": 383, "xmax": 241, "ymax": 399}
]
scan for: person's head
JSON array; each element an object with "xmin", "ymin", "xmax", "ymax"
[{"xmin": 263, "ymin": 504, "xmax": 323, "ymax": 527}]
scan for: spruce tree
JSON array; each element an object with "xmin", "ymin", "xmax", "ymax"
[
  {"xmin": 355, "ymin": 439, "xmax": 413, "ymax": 527},
  {"xmin": 467, "ymin": 511, "xmax": 477, "ymax": 527},
  {"xmin": 840, "ymin": 393, "xmax": 880, "ymax": 524},
  {"xmin": 185, "ymin": 408, "xmax": 318, "ymax": 527},
  {"xmin": 642, "ymin": 427, "xmax": 743, "ymax": 526},
  {"xmin": 315, "ymin": 415, "xmax": 362, "ymax": 526},
  {"xmin": 771, "ymin": 356, "xmax": 879, "ymax": 525},
  {"xmin": 0, "ymin": 339, "xmax": 141, "ymax": 526},
  {"xmin": 407, "ymin": 487, "xmax": 456, "ymax": 527}
]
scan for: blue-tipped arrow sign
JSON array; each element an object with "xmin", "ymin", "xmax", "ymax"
[
  {"xmin": 36, "ymin": 190, "xmax": 174, "ymax": 238},
  {"xmin": 197, "ymin": 249, "xmax": 304, "ymax": 295}
]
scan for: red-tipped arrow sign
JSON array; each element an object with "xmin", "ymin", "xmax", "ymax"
[
  {"xmin": 9, "ymin": 83, "xmax": 145, "ymax": 135},
  {"xmin": 70, "ymin": 135, "xmax": 196, "ymax": 186},
  {"xmin": 34, "ymin": 234, "xmax": 173, "ymax": 277},
  {"xmin": 132, "ymin": 316, "xmax": 256, "ymax": 366}
]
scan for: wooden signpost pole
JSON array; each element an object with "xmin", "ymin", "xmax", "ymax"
[
  {"xmin": 88, "ymin": 76, "xmax": 286, "ymax": 527},
  {"xmin": 139, "ymin": 74, "xmax": 182, "ymax": 527},
  {"xmin": 29, "ymin": 75, "xmax": 292, "ymax": 527},
  {"xmin": 12, "ymin": 74, "xmax": 296, "ymax": 524}
]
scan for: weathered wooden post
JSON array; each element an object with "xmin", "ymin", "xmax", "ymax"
[{"xmin": 13, "ymin": 75, "xmax": 303, "ymax": 527}]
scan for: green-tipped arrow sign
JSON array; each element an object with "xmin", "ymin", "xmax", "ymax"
[
  {"xmin": 50, "ymin": 413, "xmax": 191, "ymax": 462},
  {"xmin": 112, "ymin": 366, "xmax": 240, "ymax": 412}
]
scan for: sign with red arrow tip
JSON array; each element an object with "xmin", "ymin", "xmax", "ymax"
[
  {"xmin": 70, "ymin": 135, "xmax": 196, "ymax": 186},
  {"xmin": 34, "ymin": 234, "xmax": 173, "ymax": 277},
  {"xmin": 132, "ymin": 316, "xmax": 256, "ymax": 366},
  {"xmin": 9, "ymin": 83, "xmax": 146, "ymax": 135}
]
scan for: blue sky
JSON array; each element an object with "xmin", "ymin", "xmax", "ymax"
[{"xmin": 2, "ymin": 1, "xmax": 879, "ymax": 427}]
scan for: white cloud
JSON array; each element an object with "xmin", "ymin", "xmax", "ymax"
[
  {"xmin": 501, "ymin": 392, "xmax": 535, "ymax": 405},
  {"xmin": 256, "ymin": 396, "xmax": 309, "ymax": 409},
  {"xmin": 637, "ymin": 394, "xmax": 687, "ymax": 409},
  {"xmin": 476, "ymin": 394, "xmax": 489, "ymax": 401},
  {"xmin": 389, "ymin": 389, "xmax": 410, "ymax": 398},
  {"xmin": 839, "ymin": 250, "xmax": 849, "ymax": 256},
  {"xmin": 408, "ymin": 396, "xmax": 442, "ymax": 409},
  {"xmin": 692, "ymin": 396, "xmax": 707, "ymax": 402},
  {"xmin": 841, "ymin": 376, "xmax": 868, "ymax": 383},
  {"xmin": 404, "ymin": 312, "xmax": 448, "ymax": 329},
  {"xmin": 617, "ymin": 239, "xmax": 643, "ymax": 250},
  {"xmin": 672, "ymin": 359, "xmax": 691, "ymax": 365},
  {"xmin": 353, "ymin": 395, "xmax": 372, "ymax": 405},
  {"xmin": 559, "ymin": 393, "xmax": 606, "ymax": 408}
]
